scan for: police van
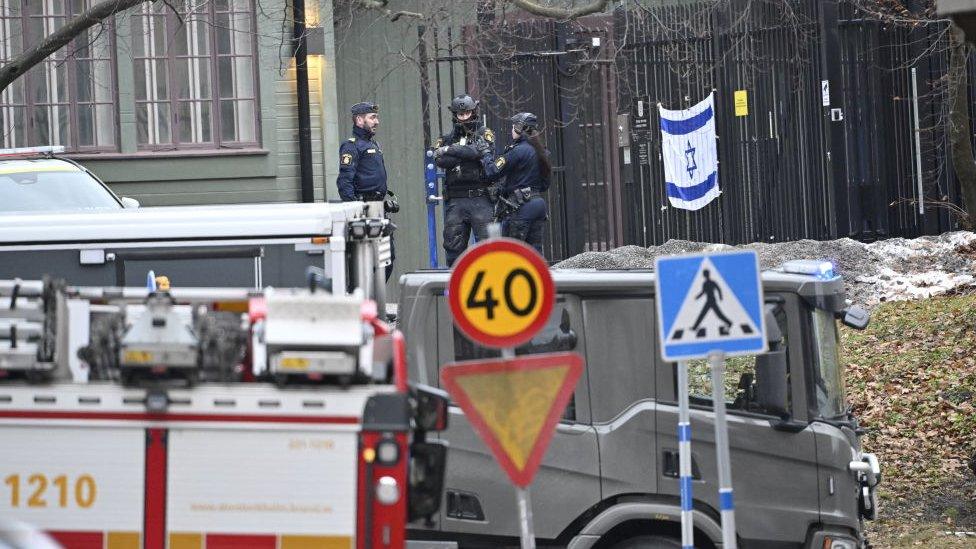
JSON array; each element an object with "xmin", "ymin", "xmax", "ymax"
[{"xmin": 399, "ymin": 263, "xmax": 880, "ymax": 548}]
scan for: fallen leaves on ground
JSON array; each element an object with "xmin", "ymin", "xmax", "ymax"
[{"xmin": 843, "ymin": 292, "xmax": 976, "ymax": 547}]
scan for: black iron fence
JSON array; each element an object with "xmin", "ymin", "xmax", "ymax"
[{"xmin": 418, "ymin": 1, "xmax": 964, "ymax": 262}]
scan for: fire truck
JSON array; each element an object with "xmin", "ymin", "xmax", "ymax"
[{"xmin": 0, "ymin": 204, "xmax": 447, "ymax": 549}]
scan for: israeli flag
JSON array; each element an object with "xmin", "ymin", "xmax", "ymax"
[{"xmin": 659, "ymin": 92, "xmax": 720, "ymax": 211}]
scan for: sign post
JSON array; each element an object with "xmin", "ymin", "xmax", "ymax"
[
  {"xmin": 443, "ymin": 236, "xmax": 573, "ymax": 549},
  {"xmin": 424, "ymin": 150, "xmax": 441, "ymax": 268},
  {"xmin": 501, "ymin": 340, "xmax": 534, "ymax": 549},
  {"xmin": 676, "ymin": 359, "xmax": 693, "ymax": 549},
  {"xmin": 655, "ymin": 250, "xmax": 766, "ymax": 549},
  {"xmin": 710, "ymin": 350, "xmax": 736, "ymax": 549}
]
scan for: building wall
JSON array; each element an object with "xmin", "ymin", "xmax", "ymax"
[
  {"xmin": 333, "ymin": 1, "xmax": 471, "ymax": 285},
  {"xmin": 72, "ymin": 0, "xmax": 342, "ymax": 206}
]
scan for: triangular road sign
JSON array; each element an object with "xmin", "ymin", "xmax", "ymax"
[{"xmin": 440, "ymin": 352, "xmax": 583, "ymax": 488}]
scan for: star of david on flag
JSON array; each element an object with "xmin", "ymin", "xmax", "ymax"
[{"xmin": 659, "ymin": 92, "xmax": 720, "ymax": 211}]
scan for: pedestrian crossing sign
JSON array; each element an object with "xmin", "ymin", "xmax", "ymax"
[{"xmin": 655, "ymin": 250, "xmax": 766, "ymax": 361}]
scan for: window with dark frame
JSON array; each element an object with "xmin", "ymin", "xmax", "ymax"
[
  {"xmin": 451, "ymin": 298, "xmax": 581, "ymax": 422},
  {"xmin": 682, "ymin": 304, "xmax": 791, "ymax": 416},
  {"xmin": 132, "ymin": 0, "xmax": 258, "ymax": 150},
  {"xmin": 0, "ymin": 0, "xmax": 118, "ymax": 152}
]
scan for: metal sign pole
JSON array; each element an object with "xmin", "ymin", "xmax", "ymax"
[
  {"xmin": 709, "ymin": 350, "xmax": 736, "ymax": 549},
  {"xmin": 424, "ymin": 150, "xmax": 440, "ymax": 268},
  {"xmin": 501, "ymin": 345, "xmax": 536, "ymax": 549},
  {"xmin": 515, "ymin": 485, "xmax": 536, "ymax": 548},
  {"xmin": 677, "ymin": 360, "xmax": 694, "ymax": 549}
]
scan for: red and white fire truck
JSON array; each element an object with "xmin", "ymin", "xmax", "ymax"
[{"xmin": 0, "ymin": 205, "xmax": 447, "ymax": 549}]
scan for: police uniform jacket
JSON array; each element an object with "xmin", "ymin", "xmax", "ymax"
[
  {"xmin": 337, "ymin": 125, "xmax": 387, "ymax": 201},
  {"xmin": 434, "ymin": 124, "xmax": 495, "ymax": 192},
  {"xmin": 481, "ymin": 135, "xmax": 550, "ymax": 195}
]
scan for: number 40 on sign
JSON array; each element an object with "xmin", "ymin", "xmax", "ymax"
[{"xmin": 449, "ymin": 239, "xmax": 555, "ymax": 349}]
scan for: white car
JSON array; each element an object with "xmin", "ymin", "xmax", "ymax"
[{"xmin": 0, "ymin": 146, "xmax": 139, "ymax": 213}]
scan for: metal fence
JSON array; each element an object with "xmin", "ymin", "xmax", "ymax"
[{"xmin": 418, "ymin": 1, "xmax": 963, "ymax": 262}]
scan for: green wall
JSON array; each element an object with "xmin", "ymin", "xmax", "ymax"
[
  {"xmin": 73, "ymin": 0, "xmax": 341, "ymax": 206},
  {"xmin": 333, "ymin": 1, "xmax": 473, "ymax": 287}
]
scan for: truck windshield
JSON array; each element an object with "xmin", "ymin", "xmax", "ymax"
[{"xmin": 811, "ymin": 309, "xmax": 847, "ymax": 419}]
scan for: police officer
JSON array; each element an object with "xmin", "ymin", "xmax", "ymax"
[
  {"xmin": 432, "ymin": 94, "xmax": 496, "ymax": 267},
  {"xmin": 480, "ymin": 112, "xmax": 550, "ymax": 256},
  {"xmin": 337, "ymin": 101, "xmax": 387, "ymax": 202},
  {"xmin": 337, "ymin": 101, "xmax": 396, "ymax": 280}
]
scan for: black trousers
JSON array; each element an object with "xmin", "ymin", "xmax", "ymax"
[{"xmin": 443, "ymin": 195, "xmax": 493, "ymax": 266}]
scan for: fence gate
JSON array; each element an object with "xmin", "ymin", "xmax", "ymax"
[{"xmin": 419, "ymin": 1, "xmax": 963, "ymax": 260}]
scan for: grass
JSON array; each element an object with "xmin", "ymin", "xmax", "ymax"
[{"xmin": 842, "ymin": 292, "xmax": 976, "ymax": 548}]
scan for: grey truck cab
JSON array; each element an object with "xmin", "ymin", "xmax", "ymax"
[{"xmin": 400, "ymin": 262, "xmax": 879, "ymax": 549}]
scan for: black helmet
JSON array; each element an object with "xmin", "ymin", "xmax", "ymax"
[
  {"xmin": 449, "ymin": 94, "xmax": 480, "ymax": 133},
  {"xmin": 511, "ymin": 112, "xmax": 539, "ymax": 135},
  {"xmin": 448, "ymin": 94, "xmax": 479, "ymax": 115}
]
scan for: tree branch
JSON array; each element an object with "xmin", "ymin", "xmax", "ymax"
[
  {"xmin": 507, "ymin": 0, "xmax": 611, "ymax": 20},
  {"xmin": 0, "ymin": 0, "xmax": 153, "ymax": 94},
  {"xmin": 359, "ymin": 0, "xmax": 423, "ymax": 22}
]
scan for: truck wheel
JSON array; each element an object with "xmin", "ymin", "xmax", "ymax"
[{"xmin": 610, "ymin": 535, "xmax": 681, "ymax": 549}]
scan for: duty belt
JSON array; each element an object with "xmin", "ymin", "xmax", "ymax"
[
  {"xmin": 445, "ymin": 187, "xmax": 490, "ymax": 199},
  {"xmin": 357, "ymin": 191, "xmax": 386, "ymax": 201},
  {"xmin": 508, "ymin": 187, "xmax": 541, "ymax": 205}
]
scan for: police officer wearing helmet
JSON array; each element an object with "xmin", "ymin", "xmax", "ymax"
[
  {"xmin": 337, "ymin": 101, "xmax": 397, "ymax": 280},
  {"xmin": 432, "ymin": 93, "xmax": 496, "ymax": 267},
  {"xmin": 480, "ymin": 112, "xmax": 551, "ymax": 256}
]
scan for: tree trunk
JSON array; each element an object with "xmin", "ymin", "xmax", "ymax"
[{"xmin": 949, "ymin": 22, "xmax": 976, "ymax": 229}]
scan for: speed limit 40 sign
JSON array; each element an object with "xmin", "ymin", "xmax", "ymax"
[{"xmin": 448, "ymin": 238, "xmax": 555, "ymax": 348}]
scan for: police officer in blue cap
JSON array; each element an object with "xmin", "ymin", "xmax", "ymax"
[
  {"xmin": 337, "ymin": 101, "xmax": 396, "ymax": 279},
  {"xmin": 479, "ymin": 112, "xmax": 551, "ymax": 256},
  {"xmin": 337, "ymin": 101, "xmax": 387, "ymax": 202},
  {"xmin": 432, "ymin": 94, "xmax": 496, "ymax": 267}
]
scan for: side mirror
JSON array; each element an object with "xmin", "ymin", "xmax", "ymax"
[
  {"xmin": 839, "ymin": 306, "xmax": 870, "ymax": 330},
  {"xmin": 755, "ymin": 349, "xmax": 789, "ymax": 418},
  {"xmin": 411, "ymin": 383, "xmax": 449, "ymax": 432},
  {"xmin": 120, "ymin": 197, "xmax": 140, "ymax": 209},
  {"xmin": 408, "ymin": 440, "xmax": 448, "ymax": 524}
]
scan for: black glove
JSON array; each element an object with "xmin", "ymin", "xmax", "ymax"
[
  {"xmin": 446, "ymin": 144, "xmax": 481, "ymax": 160},
  {"xmin": 475, "ymin": 137, "xmax": 492, "ymax": 156},
  {"xmin": 384, "ymin": 190, "xmax": 400, "ymax": 214}
]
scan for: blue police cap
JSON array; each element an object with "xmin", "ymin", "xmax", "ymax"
[{"xmin": 350, "ymin": 102, "xmax": 379, "ymax": 115}]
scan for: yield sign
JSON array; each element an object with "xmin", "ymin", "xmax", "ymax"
[{"xmin": 440, "ymin": 352, "xmax": 583, "ymax": 488}]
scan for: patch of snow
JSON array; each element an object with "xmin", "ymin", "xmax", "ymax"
[{"xmin": 554, "ymin": 231, "xmax": 976, "ymax": 309}]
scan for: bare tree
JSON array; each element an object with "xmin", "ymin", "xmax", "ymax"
[{"xmin": 948, "ymin": 21, "xmax": 976, "ymax": 227}]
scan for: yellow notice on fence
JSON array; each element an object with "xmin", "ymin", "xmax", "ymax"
[{"xmin": 734, "ymin": 89, "xmax": 748, "ymax": 117}]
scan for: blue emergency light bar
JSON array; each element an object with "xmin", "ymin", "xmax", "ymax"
[{"xmin": 779, "ymin": 259, "xmax": 837, "ymax": 280}]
